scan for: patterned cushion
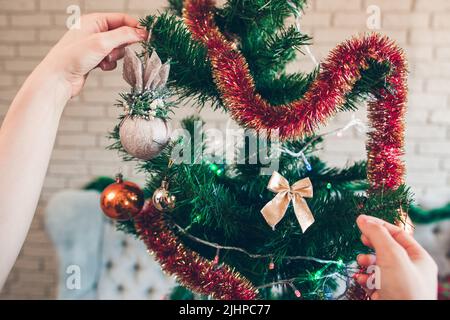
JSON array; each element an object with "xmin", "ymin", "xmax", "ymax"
[{"xmin": 97, "ymin": 219, "xmax": 175, "ymax": 299}]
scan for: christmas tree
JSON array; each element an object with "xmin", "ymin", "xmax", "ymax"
[{"xmin": 100, "ymin": 0, "xmax": 411, "ymax": 300}]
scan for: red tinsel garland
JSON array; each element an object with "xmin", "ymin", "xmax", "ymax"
[
  {"xmin": 183, "ymin": 0, "xmax": 408, "ymax": 191},
  {"xmin": 131, "ymin": 0, "xmax": 409, "ymax": 301},
  {"xmin": 134, "ymin": 202, "xmax": 259, "ymax": 300}
]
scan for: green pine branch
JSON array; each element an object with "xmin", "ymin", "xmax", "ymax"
[{"xmin": 107, "ymin": 0, "xmax": 412, "ymax": 299}]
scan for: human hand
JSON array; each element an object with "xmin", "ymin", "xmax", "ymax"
[
  {"xmin": 37, "ymin": 13, "xmax": 148, "ymax": 98},
  {"xmin": 355, "ymin": 214, "xmax": 438, "ymax": 300}
]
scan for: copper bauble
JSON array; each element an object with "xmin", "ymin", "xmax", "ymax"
[
  {"xmin": 152, "ymin": 180, "xmax": 176, "ymax": 212},
  {"xmin": 100, "ymin": 174, "xmax": 144, "ymax": 220},
  {"xmin": 119, "ymin": 116, "xmax": 171, "ymax": 160}
]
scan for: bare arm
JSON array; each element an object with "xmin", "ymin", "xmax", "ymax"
[{"xmin": 0, "ymin": 13, "xmax": 148, "ymax": 287}]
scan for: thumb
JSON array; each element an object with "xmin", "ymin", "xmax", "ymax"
[{"xmin": 357, "ymin": 215, "xmax": 404, "ymax": 259}]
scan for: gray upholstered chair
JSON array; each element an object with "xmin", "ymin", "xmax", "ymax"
[{"xmin": 45, "ymin": 189, "xmax": 174, "ymax": 300}]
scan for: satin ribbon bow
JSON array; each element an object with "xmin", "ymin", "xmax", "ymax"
[{"xmin": 261, "ymin": 171, "xmax": 315, "ymax": 232}]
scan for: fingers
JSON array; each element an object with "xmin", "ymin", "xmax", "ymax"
[
  {"xmin": 357, "ymin": 254, "xmax": 376, "ymax": 267},
  {"xmin": 89, "ymin": 26, "xmax": 147, "ymax": 56},
  {"xmin": 81, "ymin": 13, "xmax": 140, "ymax": 33},
  {"xmin": 98, "ymin": 60, "xmax": 117, "ymax": 71},
  {"xmin": 370, "ymin": 291, "xmax": 381, "ymax": 300},
  {"xmin": 356, "ymin": 215, "xmax": 403, "ymax": 256},
  {"xmin": 96, "ymin": 47, "xmax": 125, "ymax": 71},
  {"xmin": 101, "ymin": 26, "xmax": 147, "ymax": 51},
  {"xmin": 354, "ymin": 272, "xmax": 376, "ymax": 297},
  {"xmin": 104, "ymin": 47, "xmax": 126, "ymax": 64},
  {"xmin": 360, "ymin": 234, "xmax": 372, "ymax": 248},
  {"xmin": 354, "ymin": 254, "xmax": 376, "ymax": 295},
  {"xmin": 100, "ymin": 13, "xmax": 141, "ymax": 30},
  {"xmin": 373, "ymin": 218, "xmax": 424, "ymax": 258},
  {"xmin": 355, "ymin": 273, "xmax": 371, "ymax": 287},
  {"xmin": 64, "ymin": 25, "xmax": 146, "ymax": 77},
  {"xmin": 359, "ymin": 215, "xmax": 425, "ymax": 259}
]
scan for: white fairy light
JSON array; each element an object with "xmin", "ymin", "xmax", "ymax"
[
  {"xmin": 172, "ymin": 221, "xmax": 347, "ymax": 266},
  {"xmin": 336, "ymin": 114, "xmax": 367, "ymax": 136},
  {"xmin": 280, "ymin": 116, "xmax": 367, "ymax": 159},
  {"xmin": 287, "ymin": 0, "xmax": 319, "ymax": 67}
]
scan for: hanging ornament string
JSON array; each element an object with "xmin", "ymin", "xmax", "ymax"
[{"xmin": 183, "ymin": 0, "xmax": 408, "ymax": 191}]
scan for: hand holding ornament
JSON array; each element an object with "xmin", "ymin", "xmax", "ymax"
[{"xmin": 355, "ymin": 215, "xmax": 438, "ymax": 300}]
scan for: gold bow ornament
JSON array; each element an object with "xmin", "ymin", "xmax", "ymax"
[{"xmin": 260, "ymin": 171, "xmax": 315, "ymax": 232}]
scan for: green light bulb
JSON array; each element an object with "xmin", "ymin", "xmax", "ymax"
[{"xmin": 313, "ymin": 270, "xmax": 322, "ymax": 280}]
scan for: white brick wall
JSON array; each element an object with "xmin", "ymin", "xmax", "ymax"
[{"xmin": 0, "ymin": 0, "xmax": 449, "ymax": 299}]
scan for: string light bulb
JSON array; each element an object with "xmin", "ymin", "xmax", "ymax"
[
  {"xmin": 268, "ymin": 258, "xmax": 275, "ymax": 270},
  {"xmin": 209, "ymin": 163, "xmax": 224, "ymax": 176},
  {"xmin": 300, "ymin": 152, "xmax": 312, "ymax": 171},
  {"xmin": 213, "ymin": 248, "xmax": 220, "ymax": 265},
  {"xmin": 289, "ymin": 283, "xmax": 302, "ymax": 298}
]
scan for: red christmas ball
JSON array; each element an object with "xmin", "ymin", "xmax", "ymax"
[{"xmin": 100, "ymin": 174, "xmax": 144, "ymax": 220}]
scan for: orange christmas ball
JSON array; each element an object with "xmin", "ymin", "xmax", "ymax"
[{"xmin": 100, "ymin": 174, "xmax": 144, "ymax": 220}]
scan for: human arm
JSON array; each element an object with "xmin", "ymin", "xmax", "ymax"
[{"xmin": 0, "ymin": 13, "xmax": 148, "ymax": 288}]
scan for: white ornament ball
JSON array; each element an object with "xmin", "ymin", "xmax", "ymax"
[{"xmin": 119, "ymin": 116, "xmax": 171, "ymax": 160}]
